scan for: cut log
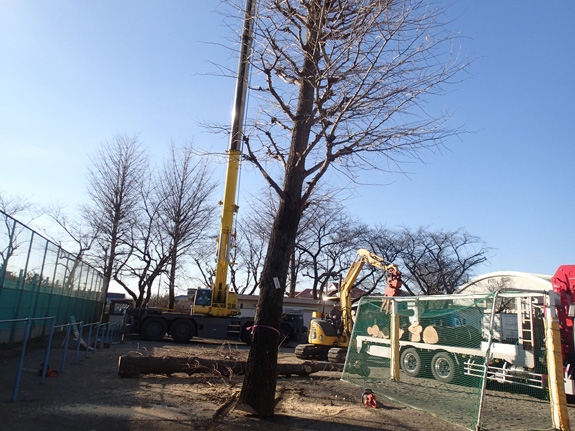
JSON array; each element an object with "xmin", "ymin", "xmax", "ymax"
[
  {"xmin": 117, "ymin": 355, "xmax": 344, "ymax": 378},
  {"xmin": 408, "ymin": 322, "xmax": 423, "ymax": 343},
  {"xmin": 422, "ymin": 325, "xmax": 482, "ymax": 347},
  {"xmin": 367, "ymin": 324, "xmax": 380, "ymax": 336}
]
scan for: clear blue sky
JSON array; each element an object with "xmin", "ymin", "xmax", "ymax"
[{"xmin": 1, "ymin": 1, "xmax": 573, "ymax": 280}]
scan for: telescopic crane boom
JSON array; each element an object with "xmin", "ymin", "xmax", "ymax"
[{"xmin": 193, "ymin": 0, "xmax": 258, "ymax": 317}]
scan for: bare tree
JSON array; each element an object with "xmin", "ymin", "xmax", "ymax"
[
  {"xmin": 0, "ymin": 193, "xmax": 32, "ymax": 284},
  {"xmin": 157, "ymin": 144, "xmax": 217, "ymax": 309},
  {"xmin": 83, "ymin": 135, "xmax": 148, "ymax": 296},
  {"xmin": 112, "ymin": 184, "xmax": 171, "ymax": 307},
  {"xmin": 235, "ymin": 0, "xmax": 468, "ymax": 415},
  {"xmin": 295, "ymin": 200, "xmax": 361, "ymax": 299},
  {"xmin": 394, "ymin": 226, "xmax": 490, "ymax": 295}
]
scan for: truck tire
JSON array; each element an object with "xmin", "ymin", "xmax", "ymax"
[
  {"xmin": 170, "ymin": 319, "xmax": 196, "ymax": 343},
  {"xmin": 431, "ymin": 352, "xmax": 457, "ymax": 383},
  {"xmin": 400, "ymin": 347, "xmax": 423, "ymax": 377},
  {"xmin": 141, "ymin": 317, "xmax": 168, "ymax": 341}
]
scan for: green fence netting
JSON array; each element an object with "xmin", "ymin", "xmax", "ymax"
[
  {"xmin": 342, "ymin": 292, "xmax": 556, "ymax": 431},
  {"xmin": 0, "ymin": 210, "xmax": 107, "ymax": 344}
]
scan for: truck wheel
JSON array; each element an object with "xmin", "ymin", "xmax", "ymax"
[
  {"xmin": 141, "ymin": 317, "xmax": 168, "ymax": 341},
  {"xmin": 170, "ymin": 319, "xmax": 196, "ymax": 343},
  {"xmin": 400, "ymin": 347, "xmax": 423, "ymax": 377},
  {"xmin": 431, "ymin": 352, "xmax": 457, "ymax": 383},
  {"xmin": 240, "ymin": 322, "xmax": 254, "ymax": 345}
]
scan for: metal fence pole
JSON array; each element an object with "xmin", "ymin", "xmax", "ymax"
[
  {"xmin": 60, "ymin": 323, "xmax": 72, "ymax": 372},
  {"xmin": 74, "ymin": 321, "xmax": 84, "ymax": 363},
  {"xmin": 39, "ymin": 317, "xmax": 56, "ymax": 383},
  {"xmin": 12, "ymin": 318, "xmax": 32, "ymax": 401}
]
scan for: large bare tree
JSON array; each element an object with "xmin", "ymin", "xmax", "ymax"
[
  {"xmin": 235, "ymin": 0, "xmax": 467, "ymax": 415},
  {"xmin": 83, "ymin": 135, "xmax": 148, "ymax": 296},
  {"xmin": 157, "ymin": 144, "xmax": 217, "ymax": 309}
]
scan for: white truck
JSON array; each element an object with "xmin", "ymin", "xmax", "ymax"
[{"xmin": 354, "ymin": 285, "xmax": 574, "ymax": 395}]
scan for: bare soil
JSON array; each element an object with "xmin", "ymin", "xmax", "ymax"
[{"xmin": 0, "ymin": 337, "xmax": 572, "ymax": 431}]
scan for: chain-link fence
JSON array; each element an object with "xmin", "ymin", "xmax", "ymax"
[
  {"xmin": 342, "ymin": 291, "xmax": 567, "ymax": 431},
  {"xmin": 0, "ymin": 210, "xmax": 107, "ymax": 345}
]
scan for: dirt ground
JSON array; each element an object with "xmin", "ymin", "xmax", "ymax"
[{"xmin": 0, "ymin": 337, "xmax": 572, "ymax": 431}]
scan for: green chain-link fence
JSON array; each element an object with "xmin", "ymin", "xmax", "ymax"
[
  {"xmin": 342, "ymin": 291, "xmax": 564, "ymax": 431},
  {"xmin": 0, "ymin": 210, "xmax": 107, "ymax": 345}
]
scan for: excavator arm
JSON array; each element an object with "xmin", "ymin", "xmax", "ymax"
[{"xmin": 337, "ymin": 249, "xmax": 402, "ymax": 339}]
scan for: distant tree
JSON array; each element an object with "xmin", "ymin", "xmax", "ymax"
[
  {"xmin": 157, "ymin": 144, "xmax": 217, "ymax": 309},
  {"xmin": 233, "ymin": 0, "xmax": 468, "ymax": 414},
  {"xmin": 83, "ymin": 135, "xmax": 148, "ymax": 296},
  {"xmin": 394, "ymin": 226, "xmax": 490, "ymax": 295},
  {"xmin": 112, "ymin": 183, "xmax": 171, "ymax": 307},
  {"xmin": 295, "ymin": 200, "xmax": 362, "ymax": 299},
  {"xmin": 45, "ymin": 204, "xmax": 99, "ymax": 294},
  {"xmin": 0, "ymin": 192, "xmax": 33, "ymax": 282}
]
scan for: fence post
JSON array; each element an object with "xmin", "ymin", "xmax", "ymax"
[
  {"xmin": 545, "ymin": 293, "xmax": 570, "ymax": 431},
  {"xmin": 39, "ymin": 317, "xmax": 56, "ymax": 383},
  {"xmin": 61, "ymin": 323, "xmax": 72, "ymax": 372},
  {"xmin": 390, "ymin": 299, "xmax": 400, "ymax": 381},
  {"xmin": 12, "ymin": 318, "xmax": 32, "ymax": 401},
  {"xmin": 74, "ymin": 321, "xmax": 84, "ymax": 363}
]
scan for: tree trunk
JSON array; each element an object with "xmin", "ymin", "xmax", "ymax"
[
  {"xmin": 236, "ymin": 197, "xmax": 303, "ymax": 416},
  {"xmin": 168, "ymin": 250, "xmax": 177, "ymax": 309},
  {"xmin": 117, "ymin": 355, "xmax": 343, "ymax": 378},
  {"xmin": 238, "ymin": 7, "xmax": 319, "ymax": 416}
]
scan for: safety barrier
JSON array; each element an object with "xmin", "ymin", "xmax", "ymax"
[
  {"xmin": 1, "ymin": 316, "xmax": 121, "ymax": 401},
  {"xmin": 342, "ymin": 290, "xmax": 570, "ymax": 431}
]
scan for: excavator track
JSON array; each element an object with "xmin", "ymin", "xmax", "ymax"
[
  {"xmin": 327, "ymin": 347, "xmax": 348, "ymax": 364},
  {"xmin": 295, "ymin": 344, "xmax": 330, "ymax": 361}
]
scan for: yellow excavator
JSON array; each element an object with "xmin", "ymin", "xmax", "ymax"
[{"xmin": 295, "ymin": 249, "xmax": 402, "ymax": 363}]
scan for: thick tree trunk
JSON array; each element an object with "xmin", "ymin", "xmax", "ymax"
[
  {"xmin": 117, "ymin": 355, "xmax": 343, "ymax": 378},
  {"xmin": 238, "ymin": 7, "xmax": 319, "ymax": 416},
  {"xmin": 236, "ymin": 198, "xmax": 303, "ymax": 416}
]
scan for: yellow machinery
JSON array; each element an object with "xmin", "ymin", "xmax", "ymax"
[
  {"xmin": 295, "ymin": 249, "xmax": 402, "ymax": 363},
  {"xmin": 191, "ymin": 0, "xmax": 257, "ymax": 318}
]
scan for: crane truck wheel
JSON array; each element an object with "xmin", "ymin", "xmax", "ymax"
[
  {"xmin": 141, "ymin": 317, "xmax": 168, "ymax": 341},
  {"xmin": 400, "ymin": 347, "xmax": 423, "ymax": 377},
  {"xmin": 170, "ymin": 319, "xmax": 196, "ymax": 343},
  {"xmin": 431, "ymin": 352, "xmax": 457, "ymax": 384}
]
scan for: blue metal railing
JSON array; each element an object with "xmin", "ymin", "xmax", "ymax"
[{"xmin": 1, "ymin": 316, "xmax": 120, "ymax": 401}]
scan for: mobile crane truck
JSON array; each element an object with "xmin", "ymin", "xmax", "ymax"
[
  {"xmin": 123, "ymin": 0, "xmax": 302, "ymax": 345},
  {"xmin": 295, "ymin": 249, "xmax": 402, "ymax": 363}
]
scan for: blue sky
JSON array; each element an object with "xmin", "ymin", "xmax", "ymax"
[{"xmin": 1, "ymin": 1, "xmax": 573, "ymax": 281}]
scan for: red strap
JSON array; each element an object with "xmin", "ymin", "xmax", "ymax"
[{"xmin": 247, "ymin": 325, "xmax": 281, "ymax": 336}]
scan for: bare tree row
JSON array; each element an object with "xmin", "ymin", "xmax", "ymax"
[
  {"xmin": 227, "ymin": 191, "xmax": 489, "ymax": 299},
  {"xmin": 39, "ymin": 135, "xmax": 217, "ymax": 308}
]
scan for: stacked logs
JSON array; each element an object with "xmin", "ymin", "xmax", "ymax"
[{"xmin": 366, "ymin": 322, "xmax": 481, "ymax": 347}]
